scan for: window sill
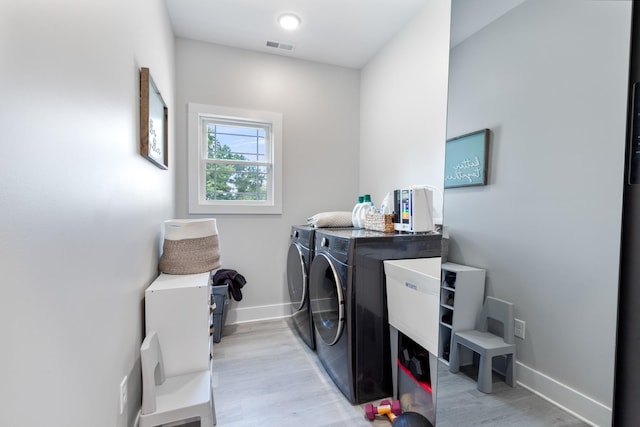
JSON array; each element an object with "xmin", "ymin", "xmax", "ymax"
[{"xmin": 188, "ymin": 202, "xmax": 282, "ymax": 215}]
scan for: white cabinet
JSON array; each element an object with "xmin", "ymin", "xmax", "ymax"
[
  {"xmin": 438, "ymin": 262, "xmax": 485, "ymax": 365},
  {"xmin": 145, "ymin": 272, "xmax": 211, "ymax": 377}
]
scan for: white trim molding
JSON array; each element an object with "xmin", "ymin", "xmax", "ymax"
[
  {"xmin": 224, "ymin": 303, "xmax": 291, "ymax": 325},
  {"xmin": 187, "ymin": 102, "xmax": 283, "ymax": 215},
  {"xmin": 516, "ymin": 361, "xmax": 611, "ymax": 427}
]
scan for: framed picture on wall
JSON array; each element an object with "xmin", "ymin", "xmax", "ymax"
[
  {"xmin": 444, "ymin": 129, "xmax": 490, "ymax": 188},
  {"xmin": 140, "ymin": 67, "xmax": 168, "ymax": 169}
]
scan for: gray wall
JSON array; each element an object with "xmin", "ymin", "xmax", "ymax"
[
  {"xmin": 0, "ymin": 0, "xmax": 176, "ymax": 426},
  {"xmin": 445, "ymin": 1, "xmax": 631, "ymax": 424},
  {"xmin": 174, "ymin": 40, "xmax": 360, "ymax": 322}
]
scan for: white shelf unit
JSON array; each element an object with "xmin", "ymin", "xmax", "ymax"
[
  {"xmin": 145, "ymin": 272, "xmax": 212, "ymax": 377},
  {"xmin": 438, "ymin": 262, "xmax": 485, "ymax": 365}
]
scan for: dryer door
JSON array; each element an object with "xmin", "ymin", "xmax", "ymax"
[
  {"xmin": 309, "ymin": 253, "xmax": 345, "ymax": 346},
  {"xmin": 287, "ymin": 242, "xmax": 307, "ymax": 311}
]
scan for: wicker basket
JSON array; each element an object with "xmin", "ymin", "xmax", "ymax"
[
  {"xmin": 159, "ymin": 235, "xmax": 221, "ymax": 274},
  {"xmin": 364, "ymin": 213, "xmax": 395, "ymax": 233}
]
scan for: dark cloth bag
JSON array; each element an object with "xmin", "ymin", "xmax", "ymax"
[{"xmin": 213, "ymin": 269, "xmax": 247, "ymax": 301}]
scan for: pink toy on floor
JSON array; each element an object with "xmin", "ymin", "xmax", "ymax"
[
  {"xmin": 365, "ymin": 399, "xmax": 434, "ymax": 426},
  {"xmin": 365, "ymin": 400, "xmax": 402, "ymax": 423}
]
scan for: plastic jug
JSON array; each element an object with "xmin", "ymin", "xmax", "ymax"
[{"xmin": 352, "ymin": 196, "xmax": 365, "ymax": 228}]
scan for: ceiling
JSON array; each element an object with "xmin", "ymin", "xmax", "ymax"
[
  {"xmin": 164, "ymin": 0, "xmax": 428, "ymax": 69},
  {"xmin": 164, "ymin": 0, "xmax": 526, "ymax": 69},
  {"xmin": 450, "ymin": 0, "xmax": 525, "ymax": 48}
]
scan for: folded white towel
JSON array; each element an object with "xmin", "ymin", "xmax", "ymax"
[{"xmin": 307, "ymin": 211, "xmax": 353, "ymax": 228}]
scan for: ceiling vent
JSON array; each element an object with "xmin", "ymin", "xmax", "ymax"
[{"xmin": 266, "ymin": 40, "xmax": 295, "ymax": 51}]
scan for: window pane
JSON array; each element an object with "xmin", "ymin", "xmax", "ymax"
[
  {"xmin": 215, "ymin": 124, "xmax": 258, "ymax": 137},
  {"xmin": 205, "ymin": 164, "xmax": 268, "ymax": 201},
  {"xmin": 207, "ymin": 124, "xmax": 267, "ymax": 162},
  {"xmin": 233, "ymin": 164, "xmax": 268, "ymax": 200},
  {"xmin": 216, "ymin": 134, "xmax": 258, "ymax": 160}
]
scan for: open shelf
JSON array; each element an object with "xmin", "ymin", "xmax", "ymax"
[{"xmin": 437, "ymin": 262, "xmax": 486, "ymax": 365}]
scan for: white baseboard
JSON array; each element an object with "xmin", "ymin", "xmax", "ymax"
[
  {"xmin": 516, "ymin": 361, "xmax": 611, "ymax": 427},
  {"xmin": 225, "ymin": 302, "xmax": 291, "ymax": 324}
]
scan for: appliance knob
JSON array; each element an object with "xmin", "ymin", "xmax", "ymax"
[
  {"xmin": 294, "ymin": 230, "xmax": 299, "ymax": 238},
  {"xmin": 321, "ymin": 237, "xmax": 329, "ymax": 247}
]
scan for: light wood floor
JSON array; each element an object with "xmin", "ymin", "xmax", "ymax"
[
  {"xmin": 200, "ymin": 319, "xmax": 588, "ymax": 427},
  {"xmin": 435, "ymin": 364, "xmax": 588, "ymax": 426}
]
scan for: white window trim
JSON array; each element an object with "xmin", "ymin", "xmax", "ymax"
[{"xmin": 188, "ymin": 103, "xmax": 283, "ymax": 214}]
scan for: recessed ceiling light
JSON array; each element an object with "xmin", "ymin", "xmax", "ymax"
[{"xmin": 279, "ymin": 13, "xmax": 301, "ymax": 31}]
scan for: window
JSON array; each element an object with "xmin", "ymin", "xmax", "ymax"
[{"xmin": 188, "ymin": 103, "xmax": 282, "ymax": 214}]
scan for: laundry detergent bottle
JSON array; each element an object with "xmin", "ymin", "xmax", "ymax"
[{"xmin": 352, "ymin": 196, "xmax": 365, "ymax": 228}]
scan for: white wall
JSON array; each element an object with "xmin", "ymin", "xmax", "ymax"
[
  {"xmin": 360, "ymin": 1, "xmax": 451, "ymax": 211},
  {"xmin": 0, "ymin": 1, "xmax": 175, "ymax": 426},
  {"xmin": 174, "ymin": 40, "xmax": 360, "ymax": 322},
  {"xmin": 445, "ymin": 1, "xmax": 631, "ymax": 424}
]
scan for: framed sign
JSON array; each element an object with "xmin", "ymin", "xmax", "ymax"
[
  {"xmin": 444, "ymin": 129, "xmax": 489, "ymax": 188},
  {"xmin": 140, "ymin": 67, "xmax": 168, "ymax": 169}
]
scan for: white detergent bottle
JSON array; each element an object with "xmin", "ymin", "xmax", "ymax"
[
  {"xmin": 380, "ymin": 192, "xmax": 393, "ymax": 214},
  {"xmin": 352, "ymin": 196, "xmax": 364, "ymax": 228}
]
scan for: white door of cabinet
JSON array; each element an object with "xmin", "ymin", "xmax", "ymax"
[{"xmin": 145, "ymin": 272, "xmax": 211, "ymax": 377}]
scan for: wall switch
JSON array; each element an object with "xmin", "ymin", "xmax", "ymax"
[
  {"xmin": 514, "ymin": 319, "xmax": 525, "ymax": 339},
  {"xmin": 119, "ymin": 376, "xmax": 128, "ymax": 415}
]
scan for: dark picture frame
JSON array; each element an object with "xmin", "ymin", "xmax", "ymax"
[
  {"xmin": 140, "ymin": 67, "xmax": 168, "ymax": 169},
  {"xmin": 444, "ymin": 129, "xmax": 490, "ymax": 188}
]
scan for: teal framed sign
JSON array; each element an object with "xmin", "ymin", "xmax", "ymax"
[{"xmin": 444, "ymin": 129, "xmax": 490, "ymax": 188}]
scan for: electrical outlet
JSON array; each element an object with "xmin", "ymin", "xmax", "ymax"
[
  {"xmin": 514, "ymin": 319, "xmax": 525, "ymax": 339},
  {"xmin": 119, "ymin": 376, "xmax": 128, "ymax": 415}
]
